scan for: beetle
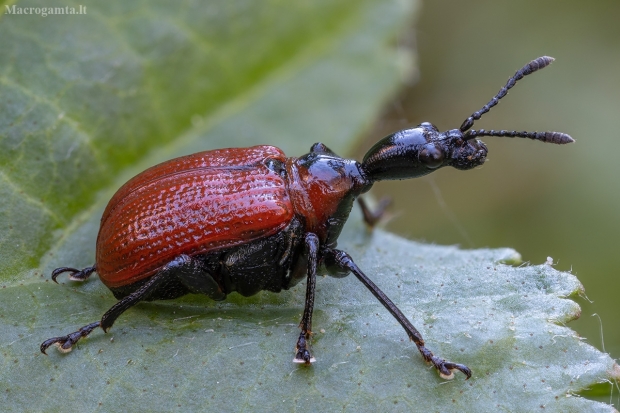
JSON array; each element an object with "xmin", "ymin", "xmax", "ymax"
[{"xmin": 42, "ymin": 56, "xmax": 573, "ymax": 380}]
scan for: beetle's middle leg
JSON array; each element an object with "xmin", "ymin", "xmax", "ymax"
[
  {"xmin": 294, "ymin": 233, "xmax": 319, "ymax": 364},
  {"xmin": 323, "ymin": 248, "xmax": 472, "ymax": 380}
]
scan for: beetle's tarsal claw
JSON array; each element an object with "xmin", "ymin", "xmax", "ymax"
[
  {"xmin": 419, "ymin": 346, "xmax": 471, "ymax": 380},
  {"xmin": 294, "ymin": 330, "xmax": 315, "ymax": 364},
  {"xmin": 51, "ymin": 265, "xmax": 96, "ymax": 283},
  {"xmin": 56, "ymin": 341, "xmax": 74, "ymax": 353},
  {"xmin": 439, "ymin": 360, "xmax": 471, "ymax": 380},
  {"xmin": 40, "ymin": 321, "xmax": 101, "ymax": 354},
  {"xmin": 40, "ymin": 336, "xmax": 75, "ymax": 354},
  {"xmin": 293, "ymin": 349, "xmax": 315, "ymax": 364},
  {"xmin": 431, "ymin": 356, "xmax": 472, "ymax": 380}
]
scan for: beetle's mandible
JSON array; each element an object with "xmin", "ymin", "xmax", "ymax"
[{"xmin": 42, "ymin": 56, "xmax": 573, "ymax": 380}]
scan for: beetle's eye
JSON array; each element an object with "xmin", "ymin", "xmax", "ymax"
[{"xmin": 419, "ymin": 144, "xmax": 445, "ymax": 169}]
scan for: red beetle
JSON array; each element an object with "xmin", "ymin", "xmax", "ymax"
[{"xmin": 42, "ymin": 57, "xmax": 573, "ymax": 380}]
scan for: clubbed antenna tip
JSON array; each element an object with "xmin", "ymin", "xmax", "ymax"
[
  {"xmin": 458, "ymin": 56, "xmax": 574, "ymax": 145},
  {"xmin": 464, "ymin": 129, "xmax": 574, "ymax": 144}
]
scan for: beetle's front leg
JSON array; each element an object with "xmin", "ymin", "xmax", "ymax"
[
  {"xmin": 324, "ymin": 249, "xmax": 472, "ymax": 380},
  {"xmin": 357, "ymin": 197, "xmax": 391, "ymax": 227},
  {"xmin": 294, "ymin": 233, "xmax": 319, "ymax": 364}
]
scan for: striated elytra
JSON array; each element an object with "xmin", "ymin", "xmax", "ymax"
[{"xmin": 42, "ymin": 56, "xmax": 573, "ymax": 380}]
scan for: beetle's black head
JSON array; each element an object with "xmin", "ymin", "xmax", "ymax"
[
  {"xmin": 361, "ymin": 56, "xmax": 574, "ymax": 183},
  {"xmin": 362, "ymin": 123, "xmax": 488, "ymax": 181}
]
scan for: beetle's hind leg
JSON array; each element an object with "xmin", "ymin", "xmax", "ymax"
[
  {"xmin": 324, "ymin": 249, "xmax": 472, "ymax": 380},
  {"xmin": 41, "ymin": 255, "xmax": 203, "ymax": 354},
  {"xmin": 41, "ymin": 268, "xmax": 168, "ymax": 354},
  {"xmin": 294, "ymin": 233, "xmax": 319, "ymax": 364}
]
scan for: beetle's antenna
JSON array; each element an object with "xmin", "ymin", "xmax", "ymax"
[
  {"xmin": 464, "ymin": 129, "xmax": 573, "ymax": 144},
  {"xmin": 459, "ymin": 56, "xmax": 553, "ymax": 132},
  {"xmin": 459, "ymin": 56, "xmax": 574, "ymax": 144}
]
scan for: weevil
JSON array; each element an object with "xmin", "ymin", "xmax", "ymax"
[{"xmin": 42, "ymin": 56, "xmax": 573, "ymax": 380}]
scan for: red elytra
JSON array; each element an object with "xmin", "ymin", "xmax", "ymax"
[{"xmin": 97, "ymin": 146, "xmax": 294, "ymax": 288}]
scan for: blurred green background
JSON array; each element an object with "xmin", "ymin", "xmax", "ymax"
[{"xmin": 361, "ymin": 0, "xmax": 620, "ymax": 372}]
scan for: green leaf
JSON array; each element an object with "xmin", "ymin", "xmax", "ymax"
[{"xmin": 1, "ymin": 1, "xmax": 618, "ymax": 412}]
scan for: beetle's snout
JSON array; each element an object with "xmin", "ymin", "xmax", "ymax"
[{"xmin": 450, "ymin": 139, "xmax": 488, "ymax": 170}]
